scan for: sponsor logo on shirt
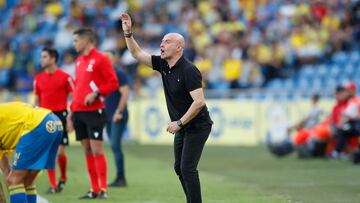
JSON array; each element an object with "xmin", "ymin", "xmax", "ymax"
[
  {"xmin": 46, "ymin": 121, "xmax": 57, "ymax": 133},
  {"xmin": 46, "ymin": 120, "xmax": 63, "ymax": 133},
  {"xmin": 86, "ymin": 59, "xmax": 96, "ymax": 72}
]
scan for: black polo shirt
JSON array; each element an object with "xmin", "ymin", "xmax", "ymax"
[{"xmin": 151, "ymin": 55, "xmax": 209, "ymax": 122}]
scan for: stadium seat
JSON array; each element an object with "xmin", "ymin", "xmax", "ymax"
[
  {"xmin": 283, "ymin": 79, "xmax": 295, "ymax": 90},
  {"xmin": 349, "ymin": 51, "xmax": 360, "ymax": 62},
  {"xmin": 315, "ymin": 64, "xmax": 328, "ymax": 77},
  {"xmin": 266, "ymin": 79, "xmax": 283, "ymax": 89},
  {"xmin": 332, "ymin": 51, "xmax": 347, "ymax": 64}
]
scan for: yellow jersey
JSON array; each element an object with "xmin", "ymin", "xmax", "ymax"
[{"xmin": 0, "ymin": 102, "xmax": 51, "ymax": 156}]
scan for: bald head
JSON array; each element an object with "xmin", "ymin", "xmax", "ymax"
[
  {"xmin": 160, "ymin": 33, "xmax": 186, "ymax": 65},
  {"xmin": 163, "ymin": 33, "xmax": 185, "ymax": 49}
]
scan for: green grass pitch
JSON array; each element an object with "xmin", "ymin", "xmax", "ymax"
[{"xmin": 3, "ymin": 144, "xmax": 360, "ymax": 203}]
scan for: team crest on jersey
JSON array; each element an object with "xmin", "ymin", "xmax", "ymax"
[
  {"xmin": 86, "ymin": 59, "xmax": 96, "ymax": 72},
  {"xmin": 46, "ymin": 121, "xmax": 57, "ymax": 133}
]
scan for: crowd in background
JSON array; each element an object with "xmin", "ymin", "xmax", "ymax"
[{"xmin": 0, "ymin": 0, "xmax": 359, "ymax": 97}]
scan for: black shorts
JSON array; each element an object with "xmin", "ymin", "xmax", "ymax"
[
  {"xmin": 53, "ymin": 110, "xmax": 69, "ymax": 146},
  {"xmin": 73, "ymin": 109, "xmax": 106, "ymax": 141}
]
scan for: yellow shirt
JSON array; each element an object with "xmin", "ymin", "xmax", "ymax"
[
  {"xmin": 223, "ymin": 59, "xmax": 242, "ymax": 81},
  {"xmin": 44, "ymin": 2, "xmax": 64, "ymax": 18},
  {"xmin": 195, "ymin": 58, "xmax": 212, "ymax": 73},
  {"xmin": 0, "ymin": 102, "xmax": 51, "ymax": 157},
  {"xmin": 0, "ymin": 52, "xmax": 14, "ymax": 70},
  {"xmin": 290, "ymin": 32, "xmax": 307, "ymax": 49}
]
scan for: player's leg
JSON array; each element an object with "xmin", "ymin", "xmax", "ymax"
[
  {"xmin": 24, "ymin": 170, "xmax": 40, "ymax": 203},
  {"xmin": 0, "ymin": 179, "xmax": 6, "ymax": 203},
  {"xmin": 56, "ymin": 110, "xmax": 69, "ymax": 190},
  {"xmin": 46, "ymin": 168, "xmax": 57, "ymax": 193},
  {"xmin": 12, "ymin": 112, "xmax": 62, "ymax": 201},
  {"xmin": 87, "ymin": 110, "xmax": 108, "ymax": 198},
  {"xmin": 56, "ymin": 145, "xmax": 67, "ymax": 191},
  {"xmin": 79, "ymin": 139, "xmax": 100, "ymax": 199},
  {"xmin": 73, "ymin": 112, "xmax": 100, "ymax": 198},
  {"xmin": 7, "ymin": 170, "xmax": 28, "ymax": 203},
  {"xmin": 90, "ymin": 139, "xmax": 108, "ymax": 198},
  {"xmin": 44, "ymin": 146, "xmax": 67, "ymax": 194}
]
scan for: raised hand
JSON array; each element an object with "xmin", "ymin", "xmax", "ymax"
[{"xmin": 121, "ymin": 13, "xmax": 132, "ymax": 33}]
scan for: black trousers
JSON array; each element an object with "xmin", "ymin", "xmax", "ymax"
[
  {"xmin": 174, "ymin": 120, "xmax": 212, "ymax": 203},
  {"xmin": 335, "ymin": 119, "xmax": 360, "ymax": 152}
]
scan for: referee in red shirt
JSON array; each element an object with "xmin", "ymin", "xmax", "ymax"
[
  {"xmin": 67, "ymin": 28, "xmax": 119, "ymax": 199},
  {"xmin": 34, "ymin": 47, "xmax": 74, "ymax": 194}
]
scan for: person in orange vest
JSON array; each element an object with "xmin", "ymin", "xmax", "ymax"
[
  {"xmin": 329, "ymin": 82, "xmax": 360, "ymax": 159},
  {"xmin": 269, "ymin": 86, "xmax": 350, "ymax": 158}
]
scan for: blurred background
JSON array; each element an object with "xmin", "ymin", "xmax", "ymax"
[
  {"xmin": 2, "ymin": 1, "xmax": 360, "ymax": 202},
  {"xmin": 0, "ymin": 0, "xmax": 359, "ymax": 145}
]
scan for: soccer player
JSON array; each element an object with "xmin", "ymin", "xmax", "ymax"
[
  {"xmin": 103, "ymin": 51, "xmax": 129, "ymax": 187},
  {"xmin": 34, "ymin": 47, "xmax": 74, "ymax": 194},
  {"xmin": 67, "ymin": 28, "xmax": 119, "ymax": 199},
  {"xmin": 0, "ymin": 102, "xmax": 63, "ymax": 203}
]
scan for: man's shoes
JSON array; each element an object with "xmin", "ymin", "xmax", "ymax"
[
  {"xmin": 97, "ymin": 190, "xmax": 108, "ymax": 199},
  {"xmin": 108, "ymin": 177, "xmax": 127, "ymax": 187},
  {"xmin": 44, "ymin": 187, "xmax": 58, "ymax": 194},
  {"xmin": 57, "ymin": 180, "xmax": 66, "ymax": 192},
  {"xmin": 79, "ymin": 191, "xmax": 98, "ymax": 199},
  {"xmin": 328, "ymin": 151, "xmax": 350, "ymax": 161}
]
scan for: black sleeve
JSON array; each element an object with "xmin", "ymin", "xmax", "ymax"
[
  {"xmin": 118, "ymin": 71, "xmax": 129, "ymax": 87},
  {"xmin": 151, "ymin": 55, "xmax": 166, "ymax": 72},
  {"xmin": 184, "ymin": 65, "xmax": 202, "ymax": 92}
]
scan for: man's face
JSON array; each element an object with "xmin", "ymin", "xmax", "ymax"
[
  {"xmin": 160, "ymin": 35, "xmax": 180, "ymax": 60},
  {"xmin": 40, "ymin": 51, "xmax": 54, "ymax": 68},
  {"xmin": 336, "ymin": 90, "xmax": 349, "ymax": 102},
  {"xmin": 73, "ymin": 34, "xmax": 88, "ymax": 53}
]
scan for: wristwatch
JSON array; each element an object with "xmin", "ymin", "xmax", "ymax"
[
  {"xmin": 176, "ymin": 119, "xmax": 184, "ymax": 128},
  {"xmin": 94, "ymin": 91, "xmax": 100, "ymax": 98},
  {"xmin": 124, "ymin": 32, "xmax": 132, "ymax": 38}
]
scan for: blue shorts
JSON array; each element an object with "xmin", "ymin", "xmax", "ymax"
[{"xmin": 12, "ymin": 113, "xmax": 63, "ymax": 170}]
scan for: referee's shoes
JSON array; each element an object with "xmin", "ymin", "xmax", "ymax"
[{"xmin": 79, "ymin": 190, "xmax": 108, "ymax": 199}]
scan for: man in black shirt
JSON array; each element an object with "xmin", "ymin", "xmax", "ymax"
[{"xmin": 121, "ymin": 13, "xmax": 213, "ymax": 203}]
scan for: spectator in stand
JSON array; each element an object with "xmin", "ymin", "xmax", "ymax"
[
  {"xmin": 0, "ymin": 43, "xmax": 14, "ymax": 89},
  {"xmin": 0, "ymin": 0, "xmax": 359, "ymax": 94}
]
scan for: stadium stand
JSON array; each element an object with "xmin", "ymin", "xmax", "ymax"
[{"xmin": 0, "ymin": 0, "xmax": 359, "ymax": 100}]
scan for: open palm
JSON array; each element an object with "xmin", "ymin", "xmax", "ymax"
[{"xmin": 121, "ymin": 13, "xmax": 132, "ymax": 33}]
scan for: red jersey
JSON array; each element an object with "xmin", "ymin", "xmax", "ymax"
[
  {"xmin": 330, "ymin": 100, "xmax": 349, "ymax": 126},
  {"xmin": 311, "ymin": 4, "xmax": 327, "ymax": 21},
  {"xmin": 34, "ymin": 68, "xmax": 73, "ymax": 111},
  {"xmin": 343, "ymin": 96, "xmax": 360, "ymax": 119},
  {"xmin": 71, "ymin": 48, "xmax": 119, "ymax": 112}
]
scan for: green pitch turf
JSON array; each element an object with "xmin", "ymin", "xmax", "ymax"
[{"xmin": 16, "ymin": 145, "xmax": 360, "ymax": 202}]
